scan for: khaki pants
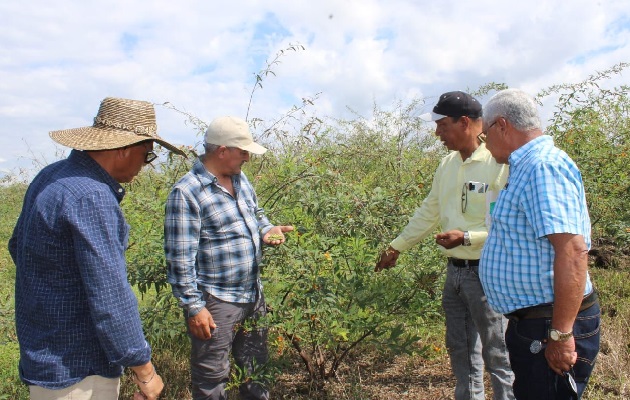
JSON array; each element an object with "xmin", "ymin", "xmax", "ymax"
[{"xmin": 29, "ymin": 375, "xmax": 120, "ymax": 400}]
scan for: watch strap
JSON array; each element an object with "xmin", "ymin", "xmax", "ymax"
[{"xmin": 549, "ymin": 328, "xmax": 573, "ymax": 342}]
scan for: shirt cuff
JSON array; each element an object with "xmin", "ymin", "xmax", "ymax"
[
  {"xmin": 390, "ymin": 237, "xmax": 412, "ymax": 252},
  {"xmin": 184, "ymin": 301, "xmax": 206, "ymax": 318},
  {"xmin": 468, "ymin": 230, "xmax": 488, "ymax": 248},
  {"xmin": 260, "ymin": 225, "xmax": 273, "ymax": 237}
]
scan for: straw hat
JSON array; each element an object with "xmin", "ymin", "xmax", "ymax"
[{"xmin": 49, "ymin": 97, "xmax": 185, "ymax": 156}]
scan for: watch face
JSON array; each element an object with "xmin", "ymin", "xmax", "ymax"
[{"xmin": 550, "ymin": 330, "xmax": 559, "ymax": 341}]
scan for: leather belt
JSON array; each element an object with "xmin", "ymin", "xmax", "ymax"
[
  {"xmin": 505, "ymin": 290, "xmax": 598, "ymax": 321},
  {"xmin": 448, "ymin": 258, "xmax": 479, "ymax": 267}
]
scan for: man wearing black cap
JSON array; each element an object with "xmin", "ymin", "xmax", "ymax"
[{"xmin": 375, "ymin": 91, "xmax": 515, "ymax": 399}]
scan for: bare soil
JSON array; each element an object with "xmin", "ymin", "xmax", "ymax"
[{"xmin": 271, "ymin": 352, "xmax": 459, "ymax": 400}]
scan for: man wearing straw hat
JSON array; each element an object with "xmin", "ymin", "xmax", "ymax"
[
  {"xmin": 9, "ymin": 97, "xmax": 185, "ymax": 400},
  {"xmin": 164, "ymin": 116, "xmax": 293, "ymax": 400}
]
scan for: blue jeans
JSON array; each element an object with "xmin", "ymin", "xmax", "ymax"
[
  {"xmin": 189, "ymin": 292, "xmax": 269, "ymax": 400},
  {"xmin": 443, "ymin": 262, "xmax": 515, "ymax": 400},
  {"xmin": 505, "ymin": 300, "xmax": 600, "ymax": 399}
]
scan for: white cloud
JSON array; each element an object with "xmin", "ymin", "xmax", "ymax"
[{"xmin": 1, "ymin": 0, "xmax": 629, "ymax": 175}]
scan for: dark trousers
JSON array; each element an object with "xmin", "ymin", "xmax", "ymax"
[
  {"xmin": 505, "ymin": 301, "xmax": 600, "ymax": 399},
  {"xmin": 189, "ymin": 292, "xmax": 269, "ymax": 400}
]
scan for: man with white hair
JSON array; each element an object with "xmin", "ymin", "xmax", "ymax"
[{"xmin": 480, "ymin": 88, "xmax": 600, "ymax": 399}]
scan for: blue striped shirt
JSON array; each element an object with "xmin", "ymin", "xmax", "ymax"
[
  {"xmin": 8, "ymin": 150, "xmax": 151, "ymax": 389},
  {"xmin": 480, "ymin": 136, "xmax": 593, "ymax": 314},
  {"xmin": 164, "ymin": 159, "xmax": 273, "ymax": 316}
]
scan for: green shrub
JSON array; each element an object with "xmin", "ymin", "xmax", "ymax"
[{"xmin": 539, "ymin": 62, "xmax": 630, "ymax": 245}]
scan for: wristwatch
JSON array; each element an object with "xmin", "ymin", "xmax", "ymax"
[
  {"xmin": 549, "ymin": 328, "xmax": 573, "ymax": 342},
  {"xmin": 462, "ymin": 231, "xmax": 471, "ymax": 246}
]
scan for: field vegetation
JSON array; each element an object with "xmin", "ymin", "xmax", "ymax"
[{"xmin": 0, "ymin": 58, "xmax": 628, "ymax": 399}]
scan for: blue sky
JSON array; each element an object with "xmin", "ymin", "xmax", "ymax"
[{"xmin": 1, "ymin": 0, "xmax": 629, "ymax": 179}]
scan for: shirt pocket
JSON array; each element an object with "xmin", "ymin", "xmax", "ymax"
[{"xmin": 465, "ymin": 190, "xmax": 487, "ymax": 217}]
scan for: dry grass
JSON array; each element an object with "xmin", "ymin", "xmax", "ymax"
[{"xmin": 581, "ymin": 256, "xmax": 630, "ymax": 399}]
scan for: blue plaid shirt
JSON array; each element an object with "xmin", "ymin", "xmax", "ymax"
[
  {"xmin": 164, "ymin": 159, "xmax": 273, "ymax": 317},
  {"xmin": 480, "ymin": 136, "xmax": 593, "ymax": 314},
  {"xmin": 8, "ymin": 150, "xmax": 151, "ymax": 389}
]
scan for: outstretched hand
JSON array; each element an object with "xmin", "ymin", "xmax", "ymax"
[
  {"xmin": 263, "ymin": 225, "xmax": 294, "ymax": 245},
  {"xmin": 375, "ymin": 246, "xmax": 400, "ymax": 272}
]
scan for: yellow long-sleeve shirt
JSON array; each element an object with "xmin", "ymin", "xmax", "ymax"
[{"xmin": 390, "ymin": 143, "xmax": 508, "ymax": 259}]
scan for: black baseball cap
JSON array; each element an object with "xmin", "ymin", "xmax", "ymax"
[{"xmin": 420, "ymin": 91, "xmax": 482, "ymax": 121}]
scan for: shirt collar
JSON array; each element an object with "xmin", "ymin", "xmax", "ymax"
[
  {"xmin": 465, "ymin": 143, "xmax": 489, "ymax": 163},
  {"xmin": 192, "ymin": 157, "xmax": 242, "ymax": 189},
  {"xmin": 508, "ymin": 135, "xmax": 552, "ymax": 167},
  {"xmin": 68, "ymin": 150, "xmax": 126, "ymax": 202},
  {"xmin": 192, "ymin": 158, "xmax": 217, "ymax": 186}
]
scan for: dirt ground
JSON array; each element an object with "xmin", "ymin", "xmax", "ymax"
[{"xmin": 271, "ymin": 352, "xmax": 462, "ymax": 400}]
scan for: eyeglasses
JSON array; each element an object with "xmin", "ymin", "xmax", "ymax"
[
  {"xmin": 144, "ymin": 151, "xmax": 157, "ymax": 164},
  {"xmin": 477, "ymin": 120, "xmax": 498, "ymax": 143}
]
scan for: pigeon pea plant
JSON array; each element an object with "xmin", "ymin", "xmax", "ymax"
[
  {"xmin": 539, "ymin": 62, "xmax": 630, "ymax": 247},
  {"xmin": 248, "ymin": 104, "xmax": 447, "ymax": 382}
]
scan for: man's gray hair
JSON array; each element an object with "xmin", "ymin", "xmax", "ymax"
[
  {"xmin": 204, "ymin": 143, "xmax": 221, "ymax": 153},
  {"xmin": 484, "ymin": 89, "xmax": 541, "ymax": 132}
]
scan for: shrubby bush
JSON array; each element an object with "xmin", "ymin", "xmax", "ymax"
[
  {"xmin": 252, "ymin": 103, "xmax": 447, "ymax": 381},
  {"xmin": 123, "ymin": 99, "xmax": 449, "ymax": 384},
  {"xmin": 540, "ymin": 62, "xmax": 630, "ymax": 246}
]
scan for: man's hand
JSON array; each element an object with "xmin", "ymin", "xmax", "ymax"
[
  {"xmin": 131, "ymin": 362, "xmax": 164, "ymax": 400},
  {"xmin": 435, "ymin": 230, "xmax": 464, "ymax": 249},
  {"xmin": 187, "ymin": 308, "xmax": 217, "ymax": 340},
  {"xmin": 375, "ymin": 246, "xmax": 400, "ymax": 272},
  {"xmin": 263, "ymin": 225, "xmax": 294, "ymax": 245},
  {"xmin": 545, "ymin": 337, "xmax": 578, "ymax": 376}
]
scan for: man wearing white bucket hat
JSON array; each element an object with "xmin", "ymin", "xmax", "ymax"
[
  {"xmin": 165, "ymin": 116, "xmax": 293, "ymax": 400},
  {"xmin": 9, "ymin": 97, "xmax": 185, "ymax": 400}
]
